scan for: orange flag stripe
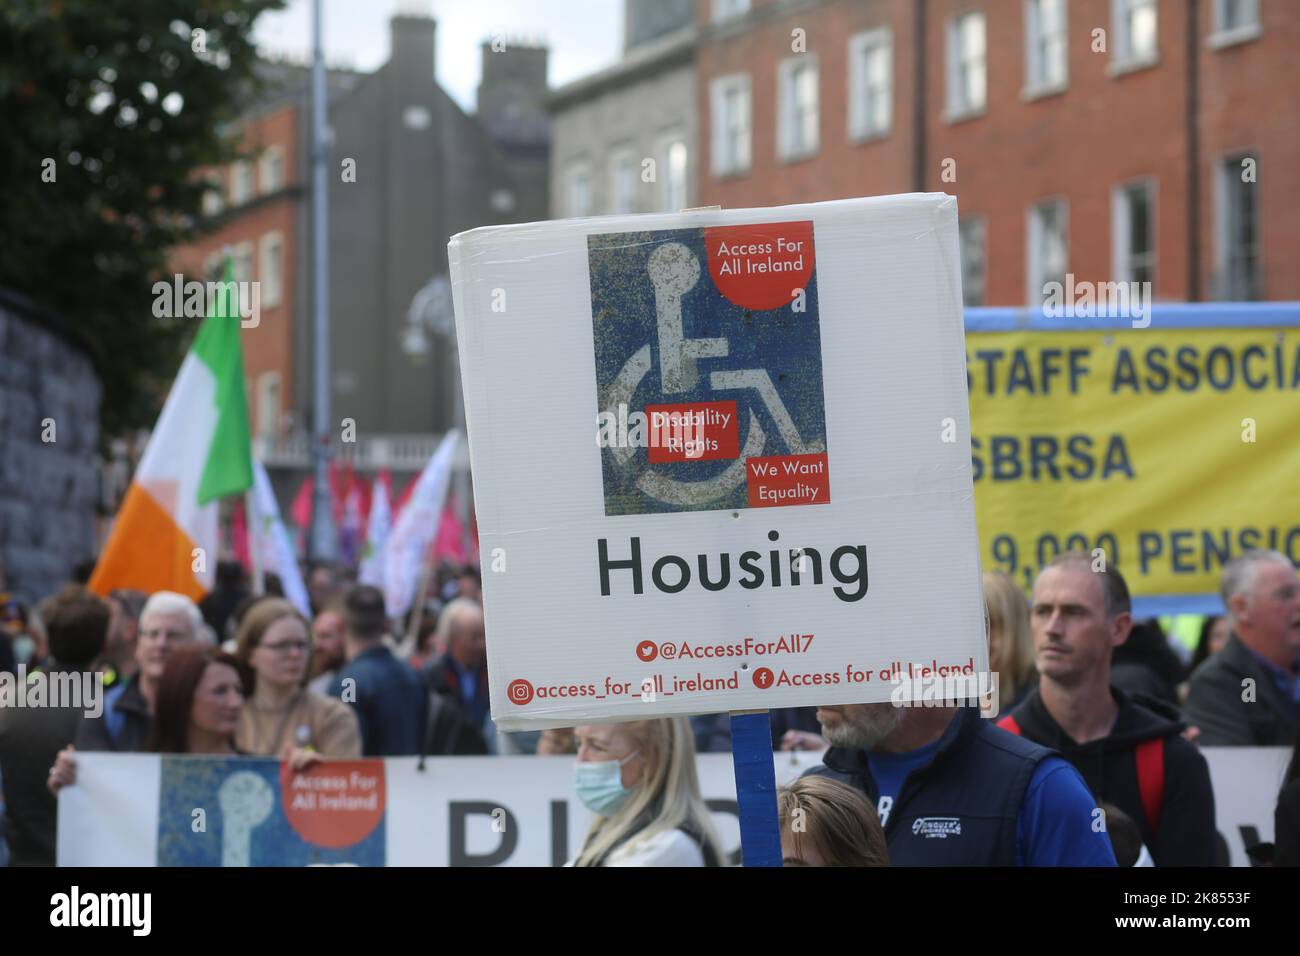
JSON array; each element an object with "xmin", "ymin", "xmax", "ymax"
[{"xmin": 88, "ymin": 483, "xmax": 207, "ymax": 601}]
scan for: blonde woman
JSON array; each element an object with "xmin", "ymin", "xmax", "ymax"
[
  {"xmin": 983, "ymin": 570, "xmax": 1037, "ymax": 709},
  {"xmin": 570, "ymin": 718, "xmax": 724, "ymax": 867},
  {"xmin": 777, "ymin": 775, "xmax": 889, "ymax": 866},
  {"xmin": 234, "ymin": 598, "xmax": 361, "ymax": 759}
]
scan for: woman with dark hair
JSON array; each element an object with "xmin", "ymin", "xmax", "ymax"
[
  {"xmin": 1276, "ymin": 730, "xmax": 1300, "ymax": 866},
  {"xmin": 50, "ymin": 646, "xmax": 248, "ymax": 792},
  {"xmin": 149, "ymin": 646, "xmax": 246, "ymax": 754}
]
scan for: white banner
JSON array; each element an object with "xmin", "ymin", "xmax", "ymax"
[
  {"xmin": 450, "ymin": 195, "xmax": 986, "ymax": 729},
  {"xmin": 358, "ymin": 470, "xmax": 392, "ymax": 589},
  {"xmin": 56, "ymin": 748, "xmax": 1284, "ymax": 867},
  {"xmin": 250, "ymin": 457, "xmax": 311, "ymax": 617}
]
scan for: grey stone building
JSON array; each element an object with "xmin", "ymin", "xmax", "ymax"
[
  {"xmin": 0, "ymin": 290, "xmax": 102, "ymax": 600},
  {"xmin": 549, "ymin": 0, "xmax": 698, "ymax": 220}
]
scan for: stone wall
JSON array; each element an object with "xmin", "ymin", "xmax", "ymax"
[{"xmin": 0, "ymin": 290, "xmax": 102, "ymax": 602}]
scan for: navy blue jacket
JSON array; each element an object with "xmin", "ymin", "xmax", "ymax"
[
  {"xmin": 331, "ymin": 645, "xmax": 428, "ymax": 757},
  {"xmin": 805, "ymin": 708, "xmax": 1056, "ymax": 865}
]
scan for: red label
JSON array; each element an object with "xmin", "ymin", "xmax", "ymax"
[
  {"xmin": 745, "ymin": 452, "xmax": 830, "ymax": 507},
  {"xmin": 281, "ymin": 760, "xmax": 386, "ymax": 848},
  {"xmin": 645, "ymin": 401, "xmax": 739, "ymax": 463},
  {"xmin": 703, "ymin": 221, "xmax": 815, "ymax": 312}
]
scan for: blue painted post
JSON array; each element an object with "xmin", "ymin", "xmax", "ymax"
[{"xmin": 729, "ymin": 710, "xmax": 782, "ymax": 867}]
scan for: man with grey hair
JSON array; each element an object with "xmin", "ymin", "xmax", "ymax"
[
  {"xmin": 422, "ymin": 598, "xmax": 490, "ymax": 754},
  {"xmin": 69, "ymin": 590, "xmax": 200, "ymax": 753},
  {"xmin": 804, "ymin": 698, "xmax": 1116, "ymax": 865},
  {"xmin": 1184, "ymin": 550, "xmax": 1300, "ymax": 746}
]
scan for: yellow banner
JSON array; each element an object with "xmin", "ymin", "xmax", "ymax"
[{"xmin": 968, "ymin": 325, "xmax": 1300, "ymax": 600}]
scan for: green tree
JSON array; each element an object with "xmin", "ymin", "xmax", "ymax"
[{"xmin": 0, "ymin": 0, "xmax": 283, "ymax": 437}]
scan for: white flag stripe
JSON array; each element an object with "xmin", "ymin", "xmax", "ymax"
[{"xmin": 250, "ymin": 457, "xmax": 311, "ymax": 618}]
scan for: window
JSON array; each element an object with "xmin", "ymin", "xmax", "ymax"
[
  {"xmin": 1025, "ymin": 0, "xmax": 1068, "ymax": 92},
  {"xmin": 848, "ymin": 29, "xmax": 892, "ymax": 140},
  {"xmin": 229, "ymin": 160, "xmax": 255, "ymax": 205},
  {"xmin": 259, "ymin": 147, "xmax": 284, "ymax": 194},
  {"xmin": 1209, "ymin": 0, "xmax": 1260, "ymax": 47},
  {"xmin": 777, "ymin": 56, "xmax": 819, "ymax": 161},
  {"xmin": 1112, "ymin": 181, "xmax": 1154, "ymax": 287},
  {"xmin": 233, "ymin": 241, "xmax": 254, "ymax": 284},
  {"xmin": 1216, "ymin": 155, "xmax": 1260, "ymax": 300},
  {"xmin": 711, "ymin": 74, "xmax": 751, "ymax": 176},
  {"xmin": 566, "ymin": 161, "xmax": 593, "ymax": 218},
  {"xmin": 201, "ymin": 175, "xmax": 224, "ymax": 217},
  {"xmin": 712, "ymin": 0, "xmax": 750, "ymax": 23},
  {"xmin": 1111, "ymin": 0, "xmax": 1158, "ymax": 68},
  {"xmin": 1027, "ymin": 200, "xmax": 1068, "ymax": 305},
  {"xmin": 661, "ymin": 138, "xmax": 689, "ymax": 212},
  {"xmin": 608, "ymin": 149, "xmax": 637, "ymax": 215},
  {"xmin": 203, "ymin": 251, "xmax": 223, "ymax": 282},
  {"xmin": 256, "ymin": 372, "xmax": 281, "ymax": 438},
  {"xmin": 259, "ymin": 232, "xmax": 283, "ymax": 308},
  {"xmin": 959, "ymin": 218, "xmax": 987, "ymax": 307},
  {"xmin": 946, "ymin": 12, "xmax": 987, "ymax": 118}
]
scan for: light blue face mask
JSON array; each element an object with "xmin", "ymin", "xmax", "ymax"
[
  {"xmin": 12, "ymin": 635, "xmax": 34, "ymax": 667},
  {"xmin": 574, "ymin": 751, "xmax": 639, "ymax": 816}
]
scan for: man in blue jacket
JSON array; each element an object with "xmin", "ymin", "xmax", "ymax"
[
  {"xmin": 804, "ymin": 698, "xmax": 1116, "ymax": 866},
  {"xmin": 331, "ymin": 586, "xmax": 427, "ymax": 756}
]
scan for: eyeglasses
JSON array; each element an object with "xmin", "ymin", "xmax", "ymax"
[{"xmin": 261, "ymin": 640, "xmax": 310, "ymax": 655}]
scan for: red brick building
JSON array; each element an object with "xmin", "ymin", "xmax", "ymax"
[{"xmin": 695, "ymin": 0, "xmax": 1297, "ymax": 305}]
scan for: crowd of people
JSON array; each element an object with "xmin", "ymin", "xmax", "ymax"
[{"xmin": 0, "ymin": 548, "xmax": 1298, "ymax": 867}]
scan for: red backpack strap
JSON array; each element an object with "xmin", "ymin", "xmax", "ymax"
[
  {"xmin": 997, "ymin": 715, "xmax": 1022, "ymax": 735},
  {"xmin": 1135, "ymin": 737, "xmax": 1165, "ymax": 833}
]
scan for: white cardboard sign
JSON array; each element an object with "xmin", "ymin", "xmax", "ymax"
[{"xmin": 449, "ymin": 193, "xmax": 985, "ymax": 729}]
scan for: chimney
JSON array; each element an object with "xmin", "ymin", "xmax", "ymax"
[{"xmin": 390, "ymin": 8, "xmax": 436, "ymax": 84}]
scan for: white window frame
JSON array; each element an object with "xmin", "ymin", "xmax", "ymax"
[
  {"xmin": 259, "ymin": 146, "xmax": 284, "ymax": 195},
  {"xmin": 1023, "ymin": 0, "xmax": 1068, "ymax": 98},
  {"xmin": 1214, "ymin": 153, "xmax": 1260, "ymax": 300},
  {"xmin": 710, "ymin": 74, "xmax": 752, "ymax": 177},
  {"xmin": 259, "ymin": 231, "xmax": 284, "ymax": 308},
  {"xmin": 945, "ymin": 11, "xmax": 987, "ymax": 121},
  {"xmin": 712, "ymin": 0, "xmax": 750, "ymax": 24},
  {"xmin": 233, "ymin": 241, "xmax": 254, "ymax": 284},
  {"xmin": 566, "ymin": 160, "xmax": 593, "ymax": 218},
  {"xmin": 959, "ymin": 217, "xmax": 988, "ymax": 307},
  {"xmin": 1027, "ymin": 199, "xmax": 1069, "ymax": 306},
  {"xmin": 1208, "ymin": 0, "xmax": 1261, "ymax": 49},
  {"xmin": 659, "ymin": 135, "xmax": 689, "ymax": 213},
  {"xmin": 1111, "ymin": 179, "xmax": 1156, "ymax": 288},
  {"xmin": 848, "ymin": 28, "xmax": 893, "ymax": 141},
  {"xmin": 1108, "ymin": 0, "xmax": 1159, "ymax": 75},
  {"xmin": 256, "ymin": 371, "xmax": 282, "ymax": 438},
  {"xmin": 229, "ymin": 159, "xmax": 255, "ymax": 205},
  {"xmin": 777, "ymin": 55, "xmax": 820, "ymax": 162},
  {"xmin": 608, "ymin": 147, "xmax": 637, "ymax": 216}
]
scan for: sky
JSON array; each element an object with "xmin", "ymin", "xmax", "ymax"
[{"xmin": 253, "ymin": 0, "xmax": 624, "ymax": 112}]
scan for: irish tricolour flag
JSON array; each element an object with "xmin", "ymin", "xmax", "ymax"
[{"xmin": 90, "ymin": 265, "xmax": 252, "ymax": 600}]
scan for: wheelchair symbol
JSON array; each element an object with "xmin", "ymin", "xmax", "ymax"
[{"xmin": 602, "ymin": 241, "xmax": 822, "ymax": 507}]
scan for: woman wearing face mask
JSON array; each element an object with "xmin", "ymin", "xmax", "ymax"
[
  {"xmin": 569, "ymin": 718, "xmax": 724, "ymax": 867},
  {"xmin": 49, "ymin": 646, "xmax": 249, "ymax": 792}
]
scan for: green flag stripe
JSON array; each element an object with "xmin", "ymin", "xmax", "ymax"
[{"xmin": 192, "ymin": 259, "xmax": 253, "ymax": 504}]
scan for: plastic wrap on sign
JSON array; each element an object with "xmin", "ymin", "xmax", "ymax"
[{"xmin": 448, "ymin": 193, "xmax": 988, "ymax": 730}]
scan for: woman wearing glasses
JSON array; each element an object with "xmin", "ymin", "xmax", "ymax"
[{"xmin": 233, "ymin": 598, "xmax": 361, "ymax": 760}]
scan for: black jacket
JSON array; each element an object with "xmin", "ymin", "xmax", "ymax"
[
  {"xmin": 1004, "ymin": 686, "xmax": 1218, "ymax": 866},
  {"xmin": 1276, "ymin": 776, "xmax": 1300, "ymax": 867},
  {"xmin": 0, "ymin": 664, "xmax": 86, "ymax": 865},
  {"xmin": 1184, "ymin": 634, "xmax": 1298, "ymax": 747},
  {"xmin": 422, "ymin": 655, "xmax": 490, "ymax": 755},
  {"xmin": 74, "ymin": 673, "xmax": 152, "ymax": 752}
]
